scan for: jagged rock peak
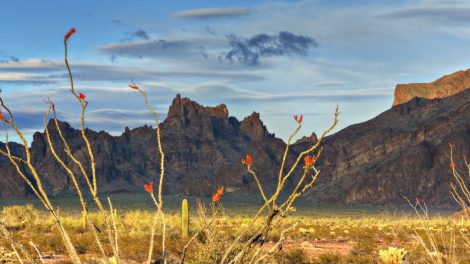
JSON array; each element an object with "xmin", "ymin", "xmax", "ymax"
[
  {"xmin": 240, "ymin": 112, "xmax": 271, "ymax": 141},
  {"xmin": 168, "ymin": 94, "xmax": 229, "ymax": 120},
  {"xmin": 294, "ymin": 132, "xmax": 318, "ymax": 145},
  {"xmin": 393, "ymin": 68, "xmax": 470, "ymax": 106}
]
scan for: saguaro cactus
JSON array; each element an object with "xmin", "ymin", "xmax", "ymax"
[{"xmin": 182, "ymin": 199, "xmax": 189, "ymax": 238}]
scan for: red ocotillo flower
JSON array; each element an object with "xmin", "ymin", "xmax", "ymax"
[
  {"xmin": 212, "ymin": 186, "xmax": 224, "ymax": 203},
  {"xmin": 144, "ymin": 182, "xmax": 154, "ymax": 194},
  {"xmin": 0, "ymin": 109, "xmax": 4, "ymax": 121},
  {"xmin": 242, "ymin": 154, "xmax": 253, "ymax": 166},
  {"xmin": 304, "ymin": 155, "xmax": 314, "ymax": 168},
  {"xmin": 450, "ymin": 162, "xmax": 456, "ymax": 170},
  {"xmin": 294, "ymin": 114, "xmax": 303, "ymax": 124},
  {"xmin": 64, "ymin": 28, "xmax": 76, "ymax": 42},
  {"xmin": 79, "ymin": 92, "xmax": 86, "ymax": 100},
  {"xmin": 129, "ymin": 84, "xmax": 139, "ymax": 90}
]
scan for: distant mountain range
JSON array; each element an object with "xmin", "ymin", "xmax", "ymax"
[{"xmin": 1, "ymin": 69, "xmax": 469, "ymax": 206}]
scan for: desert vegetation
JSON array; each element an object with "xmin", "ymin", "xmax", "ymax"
[{"xmin": 0, "ymin": 28, "xmax": 469, "ymax": 264}]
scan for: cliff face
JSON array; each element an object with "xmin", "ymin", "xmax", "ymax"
[
  {"xmin": 393, "ymin": 69, "xmax": 470, "ymax": 106},
  {"xmin": 0, "ymin": 94, "xmax": 294, "ymax": 198},
  {"xmin": 300, "ymin": 89, "xmax": 470, "ymax": 206},
  {"xmin": 0, "ymin": 83, "xmax": 469, "ymax": 206}
]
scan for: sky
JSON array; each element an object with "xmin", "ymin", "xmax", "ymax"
[{"xmin": 1, "ymin": 0, "xmax": 470, "ymax": 144}]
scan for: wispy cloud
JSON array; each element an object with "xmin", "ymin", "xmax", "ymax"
[
  {"xmin": 379, "ymin": 7, "xmax": 470, "ymax": 24},
  {"xmin": 221, "ymin": 31, "xmax": 317, "ymax": 66},
  {"xmin": 97, "ymin": 36, "xmax": 225, "ymax": 60},
  {"xmin": 174, "ymin": 7, "xmax": 254, "ymax": 19},
  {"xmin": 0, "ymin": 59, "xmax": 266, "ymax": 83}
]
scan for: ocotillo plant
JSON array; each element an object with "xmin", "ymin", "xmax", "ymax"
[{"xmin": 182, "ymin": 199, "xmax": 189, "ymax": 238}]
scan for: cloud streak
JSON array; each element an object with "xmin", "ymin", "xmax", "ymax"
[
  {"xmin": 174, "ymin": 7, "xmax": 253, "ymax": 19},
  {"xmin": 0, "ymin": 59, "xmax": 266, "ymax": 83},
  {"xmin": 221, "ymin": 31, "xmax": 318, "ymax": 66},
  {"xmin": 379, "ymin": 7, "xmax": 470, "ymax": 24}
]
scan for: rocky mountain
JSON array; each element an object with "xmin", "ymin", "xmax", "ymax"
[
  {"xmin": 0, "ymin": 94, "xmax": 296, "ymax": 199},
  {"xmin": 0, "ymin": 76, "xmax": 469, "ymax": 206},
  {"xmin": 393, "ymin": 68, "xmax": 470, "ymax": 106},
  {"xmin": 301, "ymin": 88, "xmax": 470, "ymax": 206}
]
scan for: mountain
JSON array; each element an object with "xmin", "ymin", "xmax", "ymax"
[
  {"xmin": 299, "ymin": 88, "xmax": 470, "ymax": 206},
  {"xmin": 0, "ymin": 94, "xmax": 297, "ymax": 198},
  {"xmin": 393, "ymin": 68, "xmax": 470, "ymax": 106},
  {"xmin": 1, "ymin": 76, "xmax": 469, "ymax": 206}
]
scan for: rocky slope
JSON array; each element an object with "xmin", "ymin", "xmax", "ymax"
[
  {"xmin": 0, "ymin": 82, "xmax": 469, "ymax": 206},
  {"xmin": 393, "ymin": 68, "xmax": 470, "ymax": 106},
  {"xmin": 300, "ymin": 89, "xmax": 470, "ymax": 206}
]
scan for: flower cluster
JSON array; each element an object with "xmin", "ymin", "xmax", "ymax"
[
  {"xmin": 144, "ymin": 182, "xmax": 154, "ymax": 194},
  {"xmin": 129, "ymin": 84, "xmax": 139, "ymax": 90},
  {"xmin": 241, "ymin": 154, "xmax": 253, "ymax": 166},
  {"xmin": 304, "ymin": 155, "xmax": 316, "ymax": 168},
  {"xmin": 0, "ymin": 109, "xmax": 4, "ymax": 121},
  {"xmin": 212, "ymin": 186, "xmax": 224, "ymax": 203},
  {"xmin": 64, "ymin": 28, "xmax": 76, "ymax": 42},
  {"xmin": 79, "ymin": 92, "xmax": 86, "ymax": 100},
  {"xmin": 294, "ymin": 114, "xmax": 303, "ymax": 124}
]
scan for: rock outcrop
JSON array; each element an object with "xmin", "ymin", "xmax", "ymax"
[{"xmin": 393, "ymin": 68, "xmax": 470, "ymax": 106}]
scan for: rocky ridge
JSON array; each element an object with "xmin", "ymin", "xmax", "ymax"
[{"xmin": 0, "ymin": 77, "xmax": 469, "ymax": 206}]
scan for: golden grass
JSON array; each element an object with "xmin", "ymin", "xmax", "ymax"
[{"xmin": 1, "ymin": 204, "xmax": 469, "ymax": 263}]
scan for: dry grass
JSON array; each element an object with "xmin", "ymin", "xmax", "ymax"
[{"xmin": 0, "ymin": 203, "xmax": 469, "ymax": 263}]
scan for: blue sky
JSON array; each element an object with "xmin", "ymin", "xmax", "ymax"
[{"xmin": 1, "ymin": 0, "xmax": 470, "ymax": 144}]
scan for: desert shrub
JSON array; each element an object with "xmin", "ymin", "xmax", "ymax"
[
  {"xmin": 276, "ymin": 248, "xmax": 311, "ymax": 264},
  {"xmin": 312, "ymin": 253, "xmax": 342, "ymax": 264},
  {"xmin": 1, "ymin": 204, "xmax": 41, "ymax": 229},
  {"xmin": 345, "ymin": 240, "xmax": 377, "ymax": 264}
]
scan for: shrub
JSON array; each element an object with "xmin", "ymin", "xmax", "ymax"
[{"xmin": 1, "ymin": 204, "xmax": 41, "ymax": 229}]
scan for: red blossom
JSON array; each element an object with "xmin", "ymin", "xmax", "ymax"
[
  {"xmin": 79, "ymin": 92, "xmax": 86, "ymax": 100},
  {"xmin": 64, "ymin": 28, "xmax": 76, "ymax": 42},
  {"xmin": 242, "ymin": 154, "xmax": 253, "ymax": 166},
  {"xmin": 415, "ymin": 197, "xmax": 420, "ymax": 204},
  {"xmin": 144, "ymin": 182, "xmax": 154, "ymax": 194},
  {"xmin": 0, "ymin": 109, "xmax": 4, "ymax": 121},
  {"xmin": 212, "ymin": 186, "xmax": 224, "ymax": 203},
  {"xmin": 450, "ymin": 162, "xmax": 456, "ymax": 170},
  {"xmin": 129, "ymin": 84, "xmax": 139, "ymax": 90},
  {"xmin": 294, "ymin": 114, "xmax": 303, "ymax": 124},
  {"xmin": 304, "ymin": 155, "xmax": 314, "ymax": 168}
]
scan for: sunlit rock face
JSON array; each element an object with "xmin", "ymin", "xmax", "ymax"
[
  {"xmin": 393, "ymin": 69, "xmax": 470, "ymax": 106},
  {"xmin": 298, "ymin": 88, "xmax": 470, "ymax": 206}
]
